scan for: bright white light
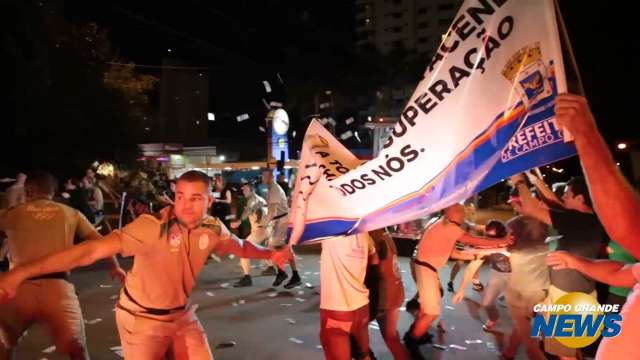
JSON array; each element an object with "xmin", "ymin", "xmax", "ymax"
[
  {"xmin": 617, "ymin": 142, "xmax": 628, "ymax": 150},
  {"xmin": 616, "ymin": 162, "xmax": 621, "ymax": 166},
  {"xmin": 97, "ymin": 163, "xmax": 115, "ymax": 177},
  {"xmin": 367, "ymin": 116, "xmax": 372, "ymax": 122},
  {"xmin": 251, "ymin": 166, "xmax": 260, "ymax": 170},
  {"xmin": 219, "ymin": 155, "xmax": 225, "ymax": 162},
  {"xmin": 167, "ymin": 48, "xmax": 172, "ymax": 53},
  {"xmin": 208, "ymin": 112, "xmax": 215, "ymax": 121},
  {"xmin": 223, "ymin": 167, "xmax": 232, "ymax": 171}
]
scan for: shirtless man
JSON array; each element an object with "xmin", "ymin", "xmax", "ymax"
[{"xmin": 404, "ymin": 203, "xmax": 511, "ymax": 359}]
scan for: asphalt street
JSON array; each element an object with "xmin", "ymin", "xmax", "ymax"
[{"xmin": 15, "ymin": 243, "xmax": 531, "ymax": 360}]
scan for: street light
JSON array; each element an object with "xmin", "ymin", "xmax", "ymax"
[
  {"xmin": 219, "ymin": 155, "xmax": 225, "ymax": 162},
  {"xmin": 617, "ymin": 142, "xmax": 628, "ymax": 150}
]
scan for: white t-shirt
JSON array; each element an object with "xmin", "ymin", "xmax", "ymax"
[
  {"xmin": 596, "ymin": 263, "xmax": 640, "ymax": 359},
  {"xmin": 320, "ymin": 234, "xmax": 374, "ymax": 312}
]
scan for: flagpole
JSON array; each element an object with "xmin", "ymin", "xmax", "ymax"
[{"xmin": 553, "ymin": 0, "xmax": 586, "ymax": 96}]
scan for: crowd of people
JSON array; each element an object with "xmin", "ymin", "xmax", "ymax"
[{"xmin": 0, "ymin": 93, "xmax": 638, "ymax": 360}]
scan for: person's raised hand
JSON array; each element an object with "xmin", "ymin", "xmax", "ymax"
[
  {"xmin": 554, "ymin": 94, "xmax": 598, "ymax": 139},
  {"xmin": 524, "ymin": 169, "xmax": 541, "ymax": 185},
  {"xmin": 546, "ymin": 250, "xmax": 579, "ymax": 270}
]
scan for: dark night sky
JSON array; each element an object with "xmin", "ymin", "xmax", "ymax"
[
  {"xmin": 63, "ymin": 0, "xmax": 637, "ymax": 146},
  {"xmin": 66, "ymin": 0, "xmax": 355, "ymax": 66},
  {"xmin": 64, "ymin": 0, "xmax": 357, "ymax": 155}
]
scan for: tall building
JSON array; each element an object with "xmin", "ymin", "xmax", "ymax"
[
  {"xmin": 152, "ymin": 58, "xmax": 210, "ymax": 146},
  {"xmin": 355, "ymin": 0, "xmax": 462, "ymax": 55}
]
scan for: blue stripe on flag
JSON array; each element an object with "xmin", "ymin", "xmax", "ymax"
[{"xmin": 288, "ymin": 219, "xmax": 357, "ymax": 244}]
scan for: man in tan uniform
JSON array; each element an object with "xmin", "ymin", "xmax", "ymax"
[
  {"xmin": 230, "ymin": 181, "xmax": 269, "ymax": 287},
  {"xmin": 261, "ymin": 169, "xmax": 301, "ymax": 289},
  {"xmin": 0, "ymin": 170, "xmax": 291, "ymax": 359},
  {"xmin": 0, "ymin": 171, "xmax": 125, "ymax": 360}
]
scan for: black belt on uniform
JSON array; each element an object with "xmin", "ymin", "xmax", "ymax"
[
  {"xmin": 412, "ymin": 258, "xmax": 438, "ymax": 273},
  {"xmin": 123, "ymin": 286, "xmax": 186, "ymax": 316},
  {"xmin": 29, "ymin": 272, "xmax": 68, "ymax": 281},
  {"xmin": 273, "ymin": 213, "xmax": 288, "ymax": 220}
]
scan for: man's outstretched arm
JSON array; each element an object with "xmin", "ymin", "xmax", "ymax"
[
  {"xmin": 510, "ymin": 174, "xmax": 552, "ymax": 225},
  {"xmin": 0, "ymin": 234, "xmax": 123, "ymax": 300},
  {"xmin": 458, "ymin": 233, "xmax": 511, "ymax": 248},
  {"xmin": 214, "ymin": 236, "xmax": 291, "ymax": 269},
  {"xmin": 547, "ymin": 250, "xmax": 636, "ymax": 289},
  {"xmin": 526, "ymin": 170, "xmax": 563, "ymax": 208},
  {"xmin": 77, "ymin": 214, "xmax": 126, "ymax": 283},
  {"xmin": 84, "ymin": 232, "xmax": 126, "ymax": 283},
  {"xmin": 555, "ymin": 94, "xmax": 640, "ymax": 258}
]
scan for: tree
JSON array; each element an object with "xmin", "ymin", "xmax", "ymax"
[
  {"xmin": 103, "ymin": 62, "xmax": 158, "ymax": 139},
  {"xmin": 0, "ymin": 1, "xmax": 157, "ymax": 177}
]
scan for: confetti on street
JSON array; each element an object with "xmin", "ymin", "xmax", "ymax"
[{"xmin": 288, "ymin": 337, "xmax": 304, "ymax": 344}]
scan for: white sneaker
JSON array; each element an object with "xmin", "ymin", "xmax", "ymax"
[{"xmin": 482, "ymin": 319, "xmax": 497, "ymax": 332}]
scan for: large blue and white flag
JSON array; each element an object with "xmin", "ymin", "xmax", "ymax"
[{"xmin": 289, "ymin": 0, "xmax": 576, "ymax": 245}]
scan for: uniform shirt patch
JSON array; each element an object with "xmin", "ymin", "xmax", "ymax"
[
  {"xmin": 169, "ymin": 232, "xmax": 181, "ymax": 247},
  {"xmin": 199, "ymin": 234, "xmax": 209, "ymax": 250}
]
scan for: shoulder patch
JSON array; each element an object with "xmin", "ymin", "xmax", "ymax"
[{"xmin": 201, "ymin": 217, "xmax": 222, "ymax": 235}]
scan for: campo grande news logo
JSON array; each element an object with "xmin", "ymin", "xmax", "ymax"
[{"xmin": 530, "ymin": 292, "xmax": 623, "ymax": 348}]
